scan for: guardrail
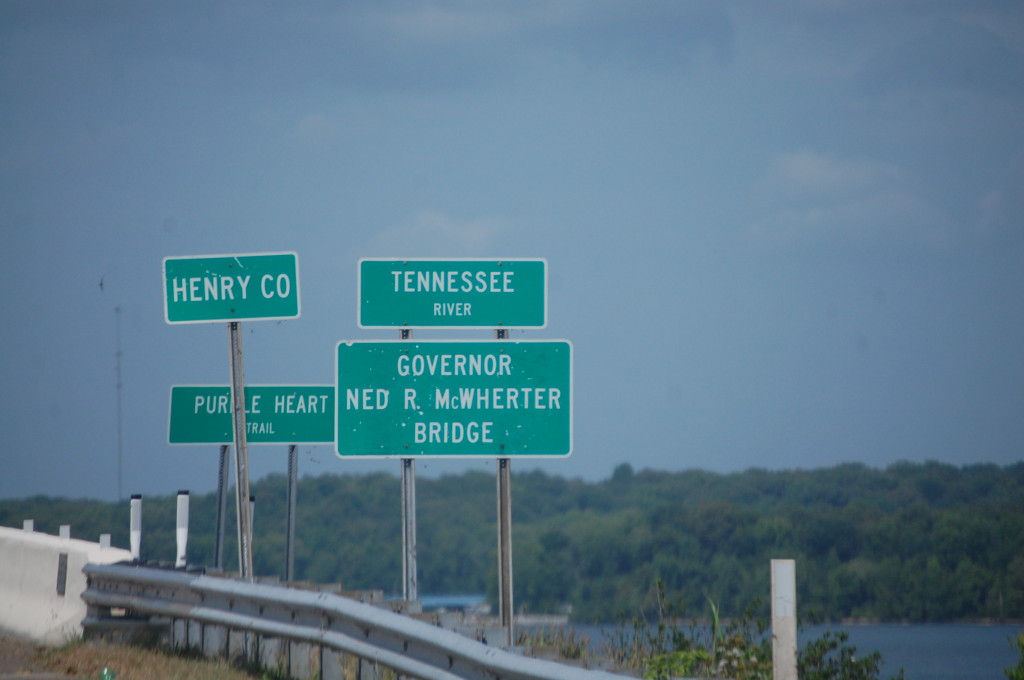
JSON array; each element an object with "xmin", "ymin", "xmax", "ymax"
[{"xmin": 82, "ymin": 563, "xmax": 635, "ymax": 680}]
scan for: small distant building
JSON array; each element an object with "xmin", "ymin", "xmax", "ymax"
[{"xmin": 420, "ymin": 594, "xmax": 491, "ymax": 616}]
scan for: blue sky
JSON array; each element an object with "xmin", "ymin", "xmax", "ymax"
[{"xmin": 2, "ymin": 1, "xmax": 1022, "ymax": 501}]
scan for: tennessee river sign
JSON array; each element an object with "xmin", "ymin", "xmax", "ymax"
[
  {"xmin": 163, "ymin": 252, "xmax": 300, "ymax": 324},
  {"xmin": 358, "ymin": 259, "xmax": 546, "ymax": 329},
  {"xmin": 169, "ymin": 385, "xmax": 333, "ymax": 444},
  {"xmin": 335, "ymin": 340, "xmax": 571, "ymax": 457}
]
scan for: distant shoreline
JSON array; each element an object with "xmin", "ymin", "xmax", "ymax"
[{"xmin": 542, "ymin": 617, "xmax": 1024, "ymax": 628}]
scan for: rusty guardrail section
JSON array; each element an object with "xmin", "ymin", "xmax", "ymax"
[{"xmin": 82, "ymin": 563, "xmax": 634, "ymax": 680}]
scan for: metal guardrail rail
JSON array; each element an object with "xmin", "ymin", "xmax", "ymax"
[{"xmin": 82, "ymin": 563, "xmax": 634, "ymax": 680}]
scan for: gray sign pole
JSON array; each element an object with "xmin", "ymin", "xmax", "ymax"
[
  {"xmin": 228, "ymin": 321, "xmax": 254, "ymax": 581},
  {"xmin": 401, "ymin": 457, "xmax": 417, "ymax": 600},
  {"xmin": 495, "ymin": 328, "xmax": 514, "ymax": 646},
  {"xmin": 400, "ymin": 328, "xmax": 418, "ymax": 601},
  {"xmin": 215, "ymin": 445, "xmax": 230, "ymax": 571},
  {"xmin": 286, "ymin": 444, "xmax": 298, "ymax": 582}
]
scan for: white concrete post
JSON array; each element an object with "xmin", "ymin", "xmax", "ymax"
[
  {"xmin": 176, "ymin": 490, "xmax": 190, "ymax": 568},
  {"xmin": 771, "ymin": 558, "xmax": 798, "ymax": 680},
  {"xmin": 130, "ymin": 494, "xmax": 142, "ymax": 561}
]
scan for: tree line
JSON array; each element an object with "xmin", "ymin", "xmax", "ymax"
[{"xmin": 3, "ymin": 460, "xmax": 1021, "ymax": 623}]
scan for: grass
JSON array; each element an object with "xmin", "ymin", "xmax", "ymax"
[{"xmin": 39, "ymin": 638, "xmax": 262, "ymax": 680}]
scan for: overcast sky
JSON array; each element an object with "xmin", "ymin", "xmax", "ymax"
[{"xmin": 2, "ymin": 1, "xmax": 1022, "ymax": 501}]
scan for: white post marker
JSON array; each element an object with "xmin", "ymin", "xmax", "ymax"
[
  {"xmin": 176, "ymin": 490, "xmax": 190, "ymax": 568},
  {"xmin": 771, "ymin": 558, "xmax": 798, "ymax": 680},
  {"xmin": 130, "ymin": 495, "xmax": 142, "ymax": 561}
]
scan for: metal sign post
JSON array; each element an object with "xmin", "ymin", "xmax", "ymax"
[
  {"xmin": 343, "ymin": 256, "xmax": 564, "ymax": 645},
  {"xmin": 401, "ymin": 457, "xmax": 418, "ymax": 601},
  {"xmin": 399, "ymin": 328, "xmax": 418, "ymax": 602},
  {"xmin": 286, "ymin": 445, "xmax": 298, "ymax": 582},
  {"xmin": 167, "ymin": 382, "xmax": 330, "ymax": 582},
  {"xmin": 495, "ymin": 327, "xmax": 514, "ymax": 646},
  {"xmin": 497, "ymin": 458, "xmax": 513, "ymax": 644},
  {"xmin": 215, "ymin": 445, "xmax": 230, "ymax": 571},
  {"xmin": 229, "ymin": 322, "xmax": 254, "ymax": 581},
  {"xmin": 164, "ymin": 251, "xmax": 301, "ymax": 583}
]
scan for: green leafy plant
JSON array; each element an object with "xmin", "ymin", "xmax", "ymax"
[
  {"xmin": 799, "ymin": 630, "xmax": 904, "ymax": 680},
  {"xmin": 644, "ymin": 648, "xmax": 710, "ymax": 679},
  {"xmin": 599, "ymin": 584, "xmax": 771, "ymax": 679},
  {"xmin": 595, "ymin": 583, "xmax": 905, "ymax": 680},
  {"xmin": 517, "ymin": 627, "xmax": 591, "ymax": 660}
]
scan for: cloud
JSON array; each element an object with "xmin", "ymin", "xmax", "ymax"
[
  {"xmin": 286, "ymin": 113, "xmax": 344, "ymax": 149},
  {"xmin": 0, "ymin": 1, "xmax": 735, "ymax": 105},
  {"xmin": 347, "ymin": 210, "xmax": 506, "ymax": 261},
  {"xmin": 366, "ymin": 2, "xmax": 562, "ymax": 46},
  {"xmin": 745, "ymin": 150, "xmax": 951, "ymax": 252},
  {"xmin": 754, "ymin": 151, "xmax": 900, "ymax": 205},
  {"xmin": 975, "ymin": 150, "xmax": 1024, "ymax": 245},
  {"xmin": 857, "ymin": 16, "xmax": 1024, "ymax": 97}
]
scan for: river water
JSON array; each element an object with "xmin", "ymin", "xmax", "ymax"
[
  {"xmin": 801, "ymin": 623, "xmax": 1020, "ymax": 680},
  {"xmin": 567, "ymin": 623, "xmax": 1021, "ymax": 679}
]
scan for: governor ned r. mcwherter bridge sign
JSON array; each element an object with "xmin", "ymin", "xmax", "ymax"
[{"xmin": 336, "ymin": 339, "xmax": 571, "ymax": 457}]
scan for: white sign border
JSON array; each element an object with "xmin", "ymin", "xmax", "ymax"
[
  {"xmin": 168, "ymin": 383, "xmax": 333, "ymax": 446},
  {"xmin": 356, "ymin": 257, "xmax": 548, "ymax": 330},
  {"xmin": 334, "ymin": 338, "xmax": 573, "ymax": 459},
  {"xmin": 162, "ymin": 250, "xmax": 302, "ymax": 325}
]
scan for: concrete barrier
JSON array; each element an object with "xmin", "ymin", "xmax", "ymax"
[{"xmin": 0, "ymin": 524, "xmax": 131, "ymax": 645}]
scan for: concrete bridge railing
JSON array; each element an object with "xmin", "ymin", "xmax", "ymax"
[{"xmin": 0, "ymin": 524, "xmax": 131, "ymax": 644}]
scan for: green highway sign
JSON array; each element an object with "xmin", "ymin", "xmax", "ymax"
[
  {"xmin": 163, "ymin": 252, "xmax": 300, "ymax": 324},
  {"xmin": 169, "ymin": 385, "xmax": 333, "ymax": 444},
  {"xmin": 335, "ymin": 340, "xmax": 571, "ymax": 457},
  {"xmin": 358, "ymin": 259, "xmax": 546, "ymax": 328}
]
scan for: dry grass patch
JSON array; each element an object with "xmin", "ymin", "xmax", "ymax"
[{"xmin": 41, "ymin": 639, "xmax": 259, "ymax": 680}]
